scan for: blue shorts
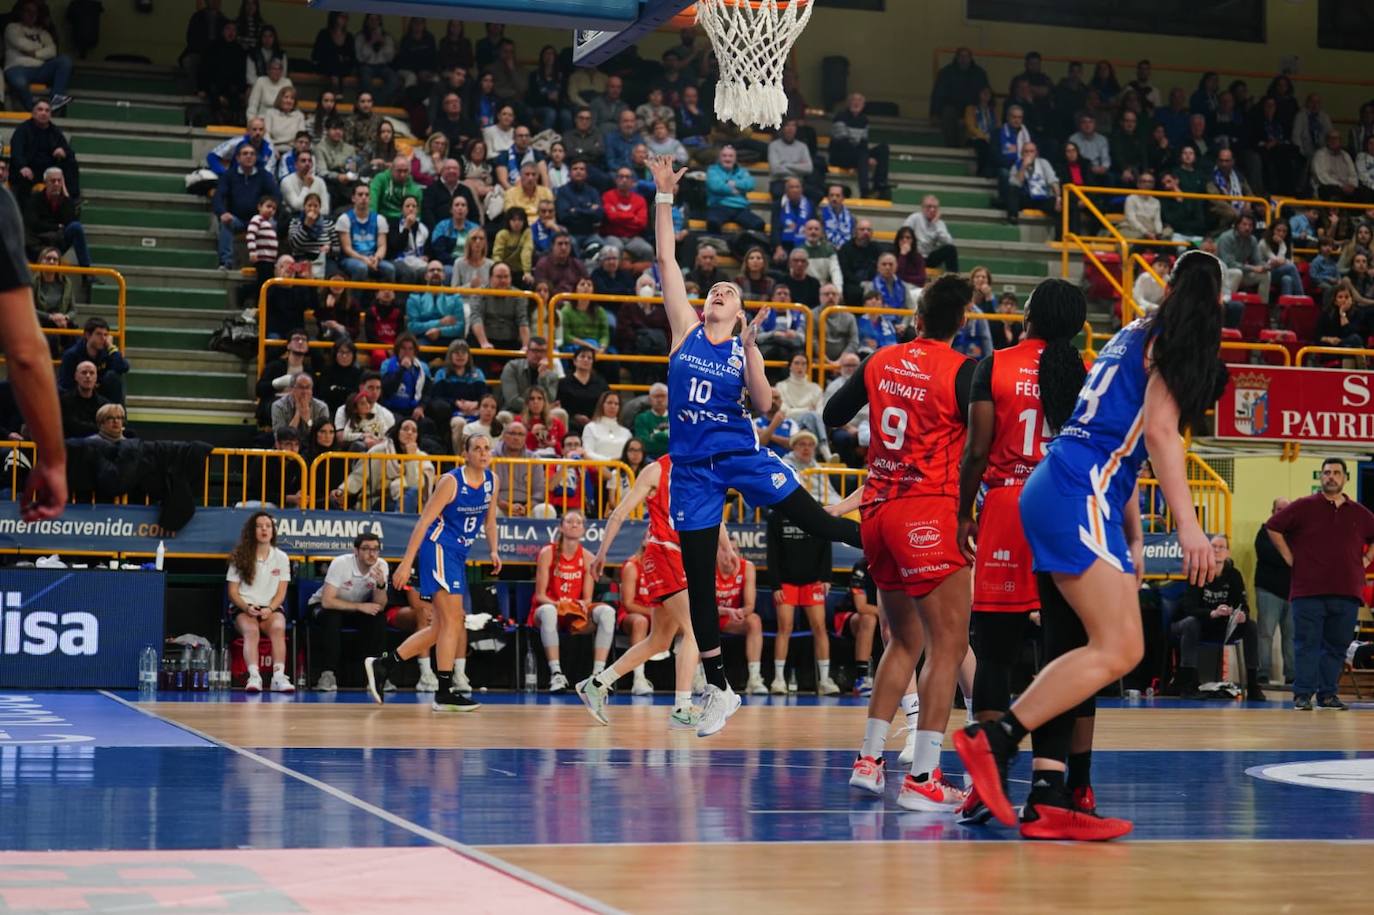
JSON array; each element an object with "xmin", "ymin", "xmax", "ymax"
[
  {"xmin": 418, "ymin": 539, "xmax": 469, "ymax": 600},
  {"xmin": 1019, "ymin": 458, "xmax": 1134, "ymax": 576},
  {"xmin": 668, "ymin": 449, "xmax": 801, "ymax": 531}
]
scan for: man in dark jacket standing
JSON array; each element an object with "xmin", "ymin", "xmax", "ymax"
[
  {"xmin": 213, "ymin": 144, "xmax": 279, "ymax": 270},
  {"xmin": 1254, "ymin": 498, "xmax": 1294, "ymax": 686},
  {"xmin": 1170, "ymin": 535, "xmax": 1264, "ymax": 701}
]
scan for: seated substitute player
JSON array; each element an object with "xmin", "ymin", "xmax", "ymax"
[
  {"xmin": 715, "ymin": 545, "xmax": 766, "ymax": 694},
  {"xmin": 832, "ymin": 557, "xmax": 880, "ymax": 697},
  {"xmin": 617, "ymin": 546, "xmax": 659, "ymax": 696},
  {"xmin": 766, "ymin": 503, "xmax": 841, "ymax": 695},
  {"xmin": 530, "ymin": 509, "xmax": 616, "ymax": 692},
  {"xmin": 309, "ymin": 533, "xmax": 389, "ymax": 692},
  {"xmin": 226, "ymin": 511, "xmax": 295, "ymax": 693}
]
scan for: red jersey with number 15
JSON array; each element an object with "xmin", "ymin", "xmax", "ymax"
[
  {"xmin": 984, "ymin": 339, "xmax": 1051, "ymax": 488},
  {"xmin": 862, "ymin": 337, "xmax": 972, "ymax": 512}
]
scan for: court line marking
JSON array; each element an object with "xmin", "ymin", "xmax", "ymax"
[
  {"xmin": 98, "ymin": 691, "xmax": 621, "ymax": 915},
  {"xmin": 474, "ymin": 837, "xmax": 1374, "ymax": 848}
]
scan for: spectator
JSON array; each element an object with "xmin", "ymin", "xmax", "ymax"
[
  {"xmin": 601, "ymin": 168, "xmax": 654, "ymax": 261},
  {"xmin": 244, "ymin": 20, "xmax": 285, "ymax": 82},
  {"xmin": 1291, "ymin": 93, "xmax": 1334, "ymax": 161},
  {"xmin": 1338, "ymin": 223, "xmax": 1373, "ymax": 273},
  {"xmin": 180, "ymin": 0, "xmax": 226, "ymax": 82},
  {"xmin": 819, "ymin": 184, "xmax": 855, "ymax": 249},
  {"xmin": 782, "ymin": 248, "xmax": 820, "ymax": 308},
  {"xmin": 685, "ymin": 243, "xmax": 725, "ymax": 290},
  {"xmin": 1158, "ymin": 171, "xmax": 1205, "ymax": 243},
  {"xmin": 1356, "ymin": 135, "xmax": 1374, "ymax": 199},
  {"xmin": 590, "ymin": 74, "xmax": 629, "ymax": 134},
  {"xmin": 59, "ymin": 359, "xmax": 106, "ymax": 438},
  {"xmin": 1168, "ymin": 534, "xmax": 1264, "ymax": 700},
  {"xmin": 452, "ymin": 227, "xmax": 493, "ymax": 289},
  {"xmin": 58, "ymin": 315, "xmax": 127, "ymax": 403},
  {"xmin": 563, "ymin": 109, "xmax": 608, "ymax": 177},
  {"xmin": 1155, "ymin": 87, "xmax": 1191, "ymax": 148},
  {"xmin": 21, "ymin": 168, "xmax": 89, "ymax": 268},
  {"xmin": 491, "ymin": 420, "xmax": 550, "ymax": 514},
  {"xmin": 368, "ymin": 155, "xmax": 422, "ymax": 225},
  {"xmin": 83, "ymin": 401, "xmax": 128, "ymax": 444},
  {"xmin": 226, "ymin": 512, "xmax": 294, "ymax": 693},
  {"xmin": 8, "ymin": 98, "xmax": 78, "ymax": 202},
  {"xmin": 824, "ymin": 351, "xmax": 868, "ymax": 465},
  {"xmin": 407, "ymin": 259, "xmax": 465, "ymax": 344},
  {"xmin": 1350, "ymin": 102, "xmax": 1374, "ymax": 157},
  {"xmin": 470, "ymin": 262, "xmax": 530, "ymax": 351},
  {"xmin": 1266, "ymin": 458, "xmax": 1374, "ymax": 711},
  {"xmin": 863, "ymin": 251, "xmax": 909, "ymax": 313},
  {"xmin": 1121, "ymin": 171, "xmax": 1163, "ymax": 240},
  {"xmin": 953, "ymin": 266, "xmax": 995, "ymax": 358},
  {"xmin": 213, "ymin": 144, "xmax": 278, "ymax": 271},
  {"xmin": 1053, "ymin": 61, "xmax": 1089, "ymax": 137},
  {"xmin": 308, "ymin": 534, "xmax": 389, "ymax": 692},
  {"xmin": 735, "ymin": 246, "xmax": 774, "ymax": 299},
  {"xmin": 314, "ymin": 117, "xmax": 357, "ymax": 203},
  {"xmin": 1126, "ymin": 59, "xmax": 1162, "ymax": 111},
  {"xmin": 777, "ymin": 351, "xmax": 826, "ymax": 441},
  {"xmin": 705, "ymin": 146, "xmax": 763, "ymax": 233},
  {"xmin": 1310, "ymin": 130, "xmax": 1359, "ymax": 201},
  {"xmin": 645, "ymin": 118, "xmax": 688, "ymax": 168},
  {"xmin": 336, "ymin": 183, "xmax": 394, "ymax": 282},
  {"xmin": 335, "ymin": 372, "xmax": 396, "ymax": 450},
  {"xmin": 1110, "ymin": 110, "xmax": 1148, "ymax": 186},
  {"xmin": 754, "ymin": 386, "xmax": 795, "ymax": 457},
  {"xmin": 556, "ymin": 159, "xmax": 607, "ymax": 254},
  {"xmin": 425, "ymin": 193, "xmax": 478, "ymax": 272},
  {"xmin": 30, "ymin": 246, "xmax": 73, "ymax": 351},
  {"xmin": 255, "ymin": 329, "xmax": 313, "ymax": 424},
  {"xmin": 993, "ymin": 103, "xmax": 1031, "ymax": 189},
  {"xmin": 964, "ymin": 86, "xmax": 998, "ymax": 178},
  {"xmin": 1068, "ymin": 113, "xmax": 1110, "ymax": 180},
  {"xmin": 675, "ymin": 83, "xmax": 713, "ymax": 152},
  {"xmin": 768, "ymin": 118, "xmax": 815, "ymax": 193},
  {"xmin": 344, "ymin": 91, "xmax": 383, "ymax": 153},
  {"xmin": 1308, "ymin": 238, "xmax": 1343, "ymax": 300},
  {"xmin": 361, "ymin": 120, "xmax": 398, "ymax": 180},
  {"xmin": 1258, "ymin": 221, "xmax": 1302, "ymax": 299},
  {"xmin": 604, "ymin": 108, "xmax": 645, "ymax": 175},
  {"xmin": 318, "ymin": 338, "xmax": 361, "ymax": 414},
  {"xmin": 633, "ymin": 383, "xmax": 670, "ymax": 458},
  {"xmin": 271, "ymin": 371, "xmax": 330, "ymax": 441},
  {"xmin": 770, "ymin": 176, "xmax": 814, "ymax": 264},
  {"xmin": 1006, "ymin": 140, "xmax": 1060, "ymax": 227},
  {"xmin": 280, "ymin": 148, "xmax": 329, "ymax": 221},
  {"xmin": 523, "ymin": 43, "xmax": 563, "ymax": 131},
  {"xmin": 286, "ymin": 193, "xmax": 337, "ymax": 278},
  {"xmin": 930, "ymin": 47, "xmax": 989, "ymax": 148},
  {"xmin": 838, "ymin": 217, "xmax": 880, "ymax": 304},
  {"xmin": 487, "ymin": 37, "xmax": 526, "ymax": 106},
  {"xmin": 815, "ymin": 283, "xmax": 857, "ymax": 364},
  {"xmin": 545, "ymin": 141, "xmax": 572, "ymax": 192},
  {"xmin": 535, "ymin": 233, "xmax": 588, "ymax": 297},
  {"xmin": 198, "ymin": 19, "xmax": 248, "ymax": 123},
  {"xmin": 854, "ymin": 287, "xmax": 897, "ymax": 350},
  {"xmin": 1217, "ymin": 213, "xmax": 1270, "ymax": 305},
  {"xmin": 557, "ymin": 346, "xmax": 609, "ymax": 431},
  {"xmin": 498, "ymin": 335, "xmax": 559, "ymax": 413},
  {"xmin": 234, "ymin": 0, "xmax": 266, "ymax": 55},
  {"xmin": 262, "ymin": 86, "xmax": 306, "ymax": 149},
  {"xmin": 990, "ymin": 291, "xmax": 1024, "ymax": 350},
  {"xmin": 379, "ymin": 333, "xmax": 431, "ymax": 420},
  {"xmin": 505, "ymin": 160, "xmax": 555, "ymax": 222},
  {"xmin": 353, "ymin": 14, "xmax": 399, "ymax": 104},
  {"xmin": 903, "ymin": 194, "xmax": 959, "ymax": 273},
  {"xmin": 830, "ymin": 92, "xmax": 891, "ymax": 198},
  {"xmin": 491, "ymin": 206, "xmax": 535, "ymax": 286},
  {"xmin": 421, "ymin": 157, "xmax": 477, "ymax": 229},
  {"xmin": 496, "ymin": 125, "xmax": 549, "ymax": 190},
  {"xmin": 1254, "ymin": 498, "xmax": 1295, "ymax": 687},
  {"xmin": 309, "ymin": 89, "xmax": 340, "ymax": 143},
  {"xmin": 428, "ymin": 339, "xmax": 486, "ymax": 448},
  {"xmin": 800, "ymin": 219, "xmax": 843, "ymax": 288},
  {"xmin": 245, "ymin": 198, "xmax": 280, "ymax": 294},
  {"xmin": 615, "ymin": 285, "xmax": 670, "ymax": 383},
  {"xmin": 1206, "ymin": 149, "xmax": 1257, "ymax": 231},
  {"xmin": 1248, "ymin": 95, "xmax": 1301, "ymax": 196},
  {"xmin": 335, "ymin": 416, "xmax": 435, "ymax": 511}
]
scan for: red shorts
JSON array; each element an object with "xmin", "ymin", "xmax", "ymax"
[
  {"xmin": 640, "ymin": 541, "xmax": 687, "ymax": 603},
  {"xmin": 831, "ymin": 609, "xmax": 855, "ymax": 638},
  {"xmin": 776, "ymin": 581, "xmax": 828, "ymax": 607},
  {"xmin": 616, "ymin": 605, "xmax": 656, "ymax": 627},
  {"xmin": 861, "ymin": 495, "xmax": 968, "ymax": 598},
  {"xmin": 972, "ymin": 485, "xmax": 1039, "ymax": 613}
]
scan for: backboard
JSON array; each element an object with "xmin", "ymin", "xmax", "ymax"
[
  {"xmin": 307, "ymin": 0, "xmax": 644, "ymax": 32},
  {"xmin": 571, "ymin": 0, "xmax": 695, "ymax": 66}
]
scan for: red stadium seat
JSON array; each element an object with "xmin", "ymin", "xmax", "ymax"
[
  {"xmin": 1083, "ymin": 252, "xmax": 1122, "ymax": 304},
  {"xmin": 1258, "ymin": 328, "xmax": 1298, "ymax": 365},
  {"xmin": 1231, "ymin": 292, "xmax": 1267, "ymax": 341},
  {"xmin": 1220, "ymin": 327, "xmax": 1248, "ymax": 364},
  {"xmin": 1278, "ymin": 295, "xmax": 1318, "ymax": 343}
]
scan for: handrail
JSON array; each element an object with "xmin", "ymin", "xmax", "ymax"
[
  {"xmin": 308, "ymin": 450, "xmax": 459, "ymax": 513},
  {"xmin": 799, "ymin": 465, "xmax": 867, "ymax": 506},
  {"xmin": 23, "ymin": 263, "xmax": 127, "ymax": 354},
  {"xmin": 1294, "ymin": 345, "xmax": 1374, "ymax": 367},
  {"xmin": 1273, "ymin": 197, "xmax": 1374, "ymax": 243},
  {"xmin": 204, "ymin": 447, "xmax": 311, "ymax": 509},
  {"xmin": 1221, "ymin": 341, "xmax": 1293, "ymax": 365},
  {"xmin": 255, "ymin": 277, "xmax": 545, "ymax": 374}
]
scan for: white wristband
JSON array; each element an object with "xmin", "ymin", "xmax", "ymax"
[{"xmin": 655, "ymin": 192, "xmax": 675, "ymax": 206}]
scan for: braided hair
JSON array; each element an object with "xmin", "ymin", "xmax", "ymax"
[{"xmin": 1024, "ymin": 278, "xmax": 1088, "ymax": 432}]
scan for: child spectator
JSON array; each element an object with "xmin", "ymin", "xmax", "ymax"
[
  {"xmin": 1310, "ymin": 238, "xmax": 1343, "ymax": 300},
  {"xmin": 246, "ymin": 195, "xmax": 280, "ymax": 289}
]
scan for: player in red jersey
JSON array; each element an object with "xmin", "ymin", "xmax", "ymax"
[
  {"xmin": 617, "ymin": 549, "xmax": 661, "ymax": 696},
  {"xmin": 824, "ymin": 274, "xmax": 978, "ymax": 812},
  {"xmin": 715, "ymin": 551, "xmax": 765, "ymax": 693},
  {"xmin": 955, "ymin": 278, "xmax": 1090, "ymax": 826},
  {"xmin": 529, "ymin": 510, "xmax": 615, "ymax": 693},
  {"xmin": 578, "ymin": 456, "xmax": 732, "ymax": 728}
]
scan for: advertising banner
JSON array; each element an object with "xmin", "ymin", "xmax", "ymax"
[
  {"xmin": 0, "ymin": 570, "xmax": 165, "ymax": 688},
  {"xmin": 1215, "ymin": 365, "xmax": 1374, "ymax": 444}
]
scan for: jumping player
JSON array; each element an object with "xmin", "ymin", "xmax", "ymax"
[
  {"xmin": 369, "ymin": 433, "xmax": 502, "ymax": 711},
  {"xmin": 825, "ymin": 274, "xmax": 978, "ymax": 811},
  {"xmin": 531, "ymin": 510, "xmax": 616, "ymax": 693},
  {"xmin": 954, "ymin": 278, "xmax": 1089, "ymax": 825},
  {"xmin": 648, "ymin": 154, "xmax": 862, "ymax": 738},
  {"xmin": 578, "ymin": 455, "xmax": 732, "ymax": 728},
  {"xmin": 955, "ymin": 250, "xmax": 1225, "ymax": 840}
]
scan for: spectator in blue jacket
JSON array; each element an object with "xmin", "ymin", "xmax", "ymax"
[
  {"xmin": 379, "ymin": 333, "xmax": 431, "ymax": 417},
  {"xmin": 407, "ymin": 260, "xmax": 466, "ymax": 344},
  {"xmin": 426, "ymin": 194, "xmax": 479, "ymax": 272},
  {"xmin": 604, "ymin": 109, "xmax": 645, "ymax": 174},
  {"xmin": 428, "ymin": 339, "xmax": 488, "ymax": 450},
  {"xmin": 59, "ymin": 317, "xmax": 130, "ymax": 404},
  {"xmin": 206, "ymin": 116, "xmax": 276, "ymax": 176},
  {"xmin": 555, "ymin": 159, "xmax": 607, "ymax": 254},
  {"xmin": 705, "ymin": 146, "xmax": 764, "ymax": 233},
  {"xmin": 213, "ymin": 144, "xmax": 280, "ymax": 269}
]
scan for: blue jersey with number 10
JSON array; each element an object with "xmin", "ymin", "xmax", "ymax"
[
  {"xmin": 425, "ymin": 467, "xmax": 494, "ymax": 552},
  {"xmin": 668, "ymin": 324, "xmax": 759, "ymax": 462},
  {"xmin": 1043, "ymin": 318, "xmax": 1155, "ymax": 513}
]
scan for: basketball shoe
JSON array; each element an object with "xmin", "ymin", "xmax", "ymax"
[
  {"xmin": 896, "ymin": 767, "xmax": 967, "ymax": 812},
  {"xmin": 849, "ymin": 755, "xmax": 886, "ymax": 796}
]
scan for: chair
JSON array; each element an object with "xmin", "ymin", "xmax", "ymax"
[
  {"xmin": 220, "ymin": 582, "xmax": 300, "ymax": 687},
  {"xmin": 1231, "ymin": 292, "xmax": 1266, "ymax": 341},
  {"xmin": 1278, "ymin": 295, "xmax": 1318, "ymax": 343},
  {"xmin": 1258, "ymin": 328, "xmax": 1297, "ymax": 365},
  {"xmin": 1220, "ymin": 327, "xmax": 1248, "ymax": 364}
]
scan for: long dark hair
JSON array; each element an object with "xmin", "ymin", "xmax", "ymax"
[
  {"xmin": 1024, "ymin": 278, "xmax": 1088, "ymax": 432},
  {"xmin": 230, "ymin": 511, "xmax": 275, "ymax": 586},
  {"xmin": 1150, "ymin": 250, "xmax": 1225, "ymax": 432}
]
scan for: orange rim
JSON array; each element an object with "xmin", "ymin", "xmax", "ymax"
[{"xmin": 669, "ymin": 0, "xmax": 810, "ymax": 29}]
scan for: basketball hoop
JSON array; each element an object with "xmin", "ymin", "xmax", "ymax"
[{"xmin": 693, "ymin": 0, "xmax": 813, "ymax": 129}]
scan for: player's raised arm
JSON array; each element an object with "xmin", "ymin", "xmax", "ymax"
[{"xmin": 649, "ymin": 155, "xmax": 698, "ymax": 346}]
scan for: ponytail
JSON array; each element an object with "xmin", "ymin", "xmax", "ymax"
[{"xmin": 1024, "ymin": 278, "xmax": 1088, "ymax": 432}]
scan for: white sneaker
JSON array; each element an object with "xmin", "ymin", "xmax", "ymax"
[
  {"xmin": 631, "ymin": 677, "xmax": 654, "ymax": 696},
  {"xmin": 244, "ymin": 670, "xmax": 263, "ymax": 693},
  {"xmin": 692, "ymin": 667, "xmax": 706, "ymax": 695},
  {"xmin": 817, "ymin": 676, "xmax": 841, "ymax": 696},
  {"xmin": 746, "ymin": 674, "xmax": 768, "ymax": 695},
  {"xmin": 576, "ymin": 677, "xmax": 611, "ymax": 725},
  {"xmin": 270, "ymin": 671, "xmax": 295, "ymax": 693},
  {"xmin": 849, "ymin": 755, "xmax": 886, "ymax": 795},
  {"xmin": 696, "ymin": 684, "xmax": 741, "ymax": 738},
  {"xmin": 898, "ymin": 726, "xmax": 918, "ymax": 767},
  {"xmin": 454, "ymin": 673, "xmax": 473, "ymax": 694},
  {"xmin": 769, "ymin": 676, "xmax": 787, "ymax": 695},
  {"xmin": 416, "ymin": 670, "xmax": 439, "ymax": 692},
  {"xmin": 315, "ymin": 670, "xmax": 337, "ymax": 692},
  {"xmin": 548, "ymin": 672, "xmax": 570, "ymax": 693}
]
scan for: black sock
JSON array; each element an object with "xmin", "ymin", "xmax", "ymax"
[
  {"xmin": 702, "ymin": 654, "xmax": 728, "ymax": 690},
  {"xmin": 1028, "ymin": 768, "xmax": 1069, "ymax": 805},
  {"xmin": 1067, "ymin": 750, "xmax": 1092, "ymax": 790},
  {"xmin": 859, "ymin": 659, "xmax": 871, "ymax": 677},
  {"xmin": 987, "ymin": 711, "xmax": 1028, "ymax": 757},
  {"xmin": 436, "ymin": 670, "xmax": 453, "ymax": 693}
]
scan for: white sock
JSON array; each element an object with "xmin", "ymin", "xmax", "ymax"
[
  {"xmin": 861, "ymin": 717, "xmax": 889, "ymax": 760},
  {"xmin": 594, "ymin": 664, "xmax": 619, "ymax": 687},
  {"xmin": 272, "ymin": 662, "xmax": 284, "ymax": 675},
  {"xmin": 674, "ymin": 690, "xmax": 692, "ymax": 710},
  {"xmin": 454, "ymin": 659, "xmax": 467, "ymax": 678},
  {"xmin": 549, "ymin": 660, "xmax": 562, "ymax": 674},
  {"xmin": 592, "ymin": 660, "xmax": 606, "ymax": 675},
  {"xmin": 748, "ymin": 661, "xmax": 761, "ymax": 678},
  {"xmin": 248, "ymin": 664, "xmax": 260, "ymax": 676},
  {"xmin": 774, "ymin": 660, "xmax": 786, "ymax": 681},
  {"xmin": 910, "ymin": 730, "xmax": 943, "ymax": 780},
  {"xmin": 817, "ymin": 659, "xmax": 831, "ymax": 681},
  {"xmin": 900, "ymin": 692, "xmax": 920, "ymax": 725},
  {"xmin": 417, "ymin": 657, "xmax": 432, "ymax": 676},
  {"xmin": 633, "ymin": 665, "xmax": 647, "ymax": 681}
]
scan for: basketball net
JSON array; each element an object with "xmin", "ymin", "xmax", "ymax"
[{"xmin": 694, "ymin": 0, "xmax": 813, "ymax": 129}]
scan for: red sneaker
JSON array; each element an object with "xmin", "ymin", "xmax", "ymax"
[
  {"xmin": 955, "ymin": 784, "xmax": 994, "ymax": 826},
  {"xmin": 1072, "ymin": 785, "xmax": 1097, "ymax": 815},
  {"xmin": 953, "ymin": 724, "xmax": 1016, "ymax": 827},
  {"xmin": 897, "ymin": 767, "xmax": 967, "ymax": 812},
  {"xmin": 849, "ymin": 754, "xmax": 886, "ymax": 796},
  {"xmin": 1019, "ymin": 802, "xmax": 1132, "ymax": 841}
]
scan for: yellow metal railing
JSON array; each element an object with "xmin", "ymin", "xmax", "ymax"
[
  {"xmin": 1136, "ymin": 454, "xmax": 1233, "ymax": 569},
  {"xmin": 1273, "ymin": 198, "xmax": 1374, "ymax": 256},
  {"xmin": 255, "ymin": 277, "xmax": 545, "ymax": 375},
  {"xmin": 203, "ymin": 448, "xmax": 311, "ymax": 508},
  {"xmin": 19, "ymin": 264, "xmax": 126, "ymax": 360},
  {"xmin": 1295, "ymin": 344, "xmax": 1374, "ymax": 367}
]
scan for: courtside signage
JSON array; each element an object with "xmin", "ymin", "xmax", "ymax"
[{"xmin": 1216, "ymin": 365, "xmax": 1374, "ymax": 444}]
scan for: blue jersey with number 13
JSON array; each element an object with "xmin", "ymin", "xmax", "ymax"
[
  {"xmin": 425, "ymin": 468, "xmax": 494, "ymax": 552},
  {"xmin": 668, "ymin": 324, "xmax": 759, "ymax": 461}
]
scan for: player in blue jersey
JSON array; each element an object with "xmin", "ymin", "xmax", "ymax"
[
  {"xmin": 956, "ymin": 250, "xmax": 1227, "ymax": 841},
  {"xmin": 648, "ymin": 154, "xmax": 862, "ymax": 737},
  {"xmin": 365, "ymin": 433, "xmax": 502, "ymax": 712}
]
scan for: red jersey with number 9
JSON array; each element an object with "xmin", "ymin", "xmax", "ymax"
[
  {"xmin": 984, "ymin": 339, "xmax": 1051, "ymax": 489},
  {"xmin": 861, "ymin": 337, "xmax": 972, "ymax": 513}
]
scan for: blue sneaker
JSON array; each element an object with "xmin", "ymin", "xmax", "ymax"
[{"xmin": 854, "ymin": 675, "xmax": 873, "ymax": 697}]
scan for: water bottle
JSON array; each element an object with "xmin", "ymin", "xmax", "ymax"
[
  {"xmin": 159, "ymin": 656, "xmax": 175, "ymax": 690},
  {"xmin": 192, "ymin": 648, "xmax": 209, "ymax": 692},
  {"xmin": 138, "ymin": 646, "xmax": 158, "ymax": 696},
  {"xmin": 173, "ymin": 651, "xmax": 187, "ymax": 691},
  {"xmin": 155, "ymin": 540, "xmax": 165, "ymax": 571},
  {"xmin": 523, "ymin": 644, "xmax": 538, "ymax": 692},
  {"xmin": 787, "ymin": 668, "xmax": 798, "ymax": 693},
  {"xmin": 217, "ymin": 647, "xmax": 232, "ymax": 692}
]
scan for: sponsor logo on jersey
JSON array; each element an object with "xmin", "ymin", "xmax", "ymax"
[
  {"xmin": 771, "ymin": 472, "xmax": 787, "ymax": 489},
  {"xmin": 992, "ymin": 549, "xmax": 1012, "ymax": 561},
  {"xmin": 907, "ymin": 524, "xmax": 942, "ymax": 549}
]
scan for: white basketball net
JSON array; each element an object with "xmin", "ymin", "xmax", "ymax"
[{"xmin": 695, "ymin": 0, "xmax": 814, "ymax": 129}]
